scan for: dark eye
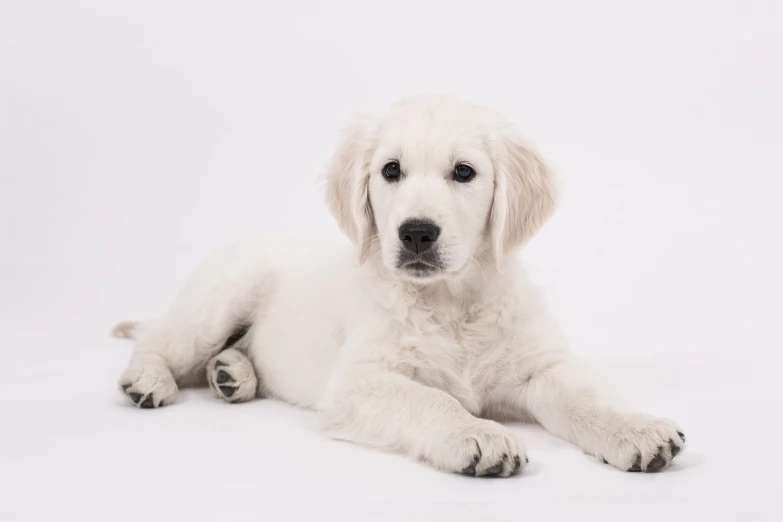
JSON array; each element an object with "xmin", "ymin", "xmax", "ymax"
[
  {"xmin": 382, "ymin": 161, "xmax": 401, "ymax": 181},
  {"xmin": 453, "ymin": 164, "xmax": 476, "ymax": 183}
]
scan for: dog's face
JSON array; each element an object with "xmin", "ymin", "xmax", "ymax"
[
  {"xmin": 326, "ymin": 96, "xmax": 556, "ymax": 283},
  {"xmin": 366, "ymin": 103, "xmax": 497, "ymax": 281}
]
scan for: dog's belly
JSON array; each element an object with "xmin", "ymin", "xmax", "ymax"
[
  {"xmin": 246, "ymin": 239, "xmax": 355, "ymax": 408},
  {"xmin": 249, "ymin": 314, "xmax": 343, "ymax": 408}
]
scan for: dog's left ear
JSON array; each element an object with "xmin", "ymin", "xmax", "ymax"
[
  {"xmin": 490, "ymin": 129, "xmax": 558, "ymax": 270},
  {"xmin": 324, "ymin": 113, "xmax": 376, "ymax": 263}
]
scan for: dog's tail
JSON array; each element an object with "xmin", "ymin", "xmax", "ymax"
[{"xmin": 111, "ymin": 320, "xmax": 139, "ymax": 340}]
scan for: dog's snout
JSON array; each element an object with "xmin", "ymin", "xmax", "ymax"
[{"xmin": 398, "ymin": 219, "xmax": 440, "ymax": 254}]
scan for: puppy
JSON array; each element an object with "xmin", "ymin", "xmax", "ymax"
[{"xmin": 114, "ymin": 95, "xmax": 684, "ymax": 476}]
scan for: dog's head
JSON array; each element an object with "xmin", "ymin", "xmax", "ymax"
[{"xmin": 325, "ymin": 95, "xmax": 556, "ymax": 282}]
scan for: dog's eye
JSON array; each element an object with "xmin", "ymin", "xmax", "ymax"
[
  {"xmin": 453, "ymin": 164, "xmax": 476, "ymax": 183},
  {"xmin": 382, "ymin": 161, "xmax": 401, "ymax": 181}
]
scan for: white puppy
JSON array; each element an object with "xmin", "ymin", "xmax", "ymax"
[{"xmin": 114, "ymin": 96, "xmax": 684, "ymax": 476}]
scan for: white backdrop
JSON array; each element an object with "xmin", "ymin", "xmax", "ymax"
[{"xmin": 1, "ymin": 1, "xmax": 782, "ymax": 521}]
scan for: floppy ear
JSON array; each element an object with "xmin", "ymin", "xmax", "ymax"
[
  {"xmin": 490, "ymin": 130, "xmax": 558, "ymax": 270},
  {"xmin": 324, "ymin": 114, "xmax": 376, "ymax": 263}
]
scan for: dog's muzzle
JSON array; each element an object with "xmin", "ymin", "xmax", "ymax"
[{"xmin": 396, "ymin": 219, "xmax": 443, "ymax": 274}]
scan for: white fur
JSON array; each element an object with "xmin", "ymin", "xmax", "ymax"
[{"xmin": 115, "ymin": 95, "xmax": 684, "ymax": 475}]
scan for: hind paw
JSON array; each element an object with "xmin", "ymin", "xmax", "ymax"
[
  {"xmin": 207, "ymin": 348, "xmax": 258, "ymax": 403},
  {"xmin": 119, "ymin": 364, "xmax": 178, "ymax": 408}
]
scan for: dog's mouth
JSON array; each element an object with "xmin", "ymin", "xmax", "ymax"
[
  {"xmin": 397, "ymin": 252, "xmax": 444, "ymax": 278},
  {"xmin": 402, "ymin": 261, "xmax": 439, "ymax": 273}
]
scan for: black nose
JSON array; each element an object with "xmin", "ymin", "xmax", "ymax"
[{"xmin": 398, "ymin": 219, "xmax": 441, "ymax": 254}]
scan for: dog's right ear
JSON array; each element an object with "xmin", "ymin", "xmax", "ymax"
[{"xmin": 324, "ymin": 113, "xmax": 376, "ymax": 263}]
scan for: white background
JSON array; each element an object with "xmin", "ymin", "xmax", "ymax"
[{"xmin": 1, "ymin": 1, "xmax": 781, "ymax": 521}]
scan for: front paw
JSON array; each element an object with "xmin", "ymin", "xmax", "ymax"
[
  {"xmin": 428, "ymin": 420, "xmax": 527, "ymax": 478},
  {"xmin": 598, "ymin": 413, "xmax": 685, "ymax": 472}
]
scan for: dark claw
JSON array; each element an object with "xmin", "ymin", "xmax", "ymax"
[
  {"xmin": 669, "ymin": 439, "xmax": 681, "ymax": 458},
  {"xmin": 513, "ymin": 455, "xmax": 521, "ymax": 471},
  {"xmin": 219, "ymin": 385, "xmax": 236, "ymax": 398},
  {"xmin": 140, "ymin": 395, "xmax": 155, "ymax": 409},
  {"xmin": 602, "ymin": 458, "xmax": 608, "ymax": 464},
  {"xmin": 646, "ymin": 448, "xmax": 667, "ymax": 472},
  {"xmin": 128, "ymin": 392, "xmax": 142, "ymax": 404},
  {"xmin": 525, "ymin": 456, "xmax": 529, "ymax": 464},
  {"xmin": 677, "ymin": 431, "xmax": 685, "ymax": 442},
  {"xmin": 121, "ymin": 383, "xmax": 131, "ymax": 392},
  {"xmin": 482, "ymin": 461, "xmax": 504, "ymax": 476},
  {"xmin": 214, "ymin": 360, "xmax": 229, "ymax": 368},
  {"xmin": 627, "ymin": 454, "xmax": 642, "ymax": 472},
  {"xmin": 216, "ymin": 370, "xmax": 233, "ymax": 384},
  {"xmin": 461, "ymin": 461, "xmax": 478, "ymax": 476},
  {"xmin": 460, "ymin": 449, "xmax": 481, "ymax": 476}
]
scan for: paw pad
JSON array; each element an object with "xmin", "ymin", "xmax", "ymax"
[
  {"xmin": 218, "ymin": 385, "xmax": 236, "ymax": 398},
  {"xmin": 216, "ymin": 370, "xmax": 232, "ymax": 384}
]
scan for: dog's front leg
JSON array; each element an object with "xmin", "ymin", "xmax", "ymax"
[
  {"xmin": 322, "ymin": 367, "xmax": 526, "ymax": 477},
  {"xmin": 515, "ymin": 356, "xmax": 686, "ymax": 472}
]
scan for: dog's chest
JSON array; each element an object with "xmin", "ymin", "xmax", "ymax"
[{"xmin": 382, "ymin": 289, "xmax": 515, "ymax": 413}]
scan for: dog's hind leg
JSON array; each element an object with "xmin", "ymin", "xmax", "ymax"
[{"xmin": 114, "ymin": 242, "xmax": 273, "ymax": 408}]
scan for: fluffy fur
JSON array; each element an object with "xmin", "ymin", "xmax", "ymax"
[{"xmin": 114, "ymin": 95, "xmax": 684, "ymax": 476}]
